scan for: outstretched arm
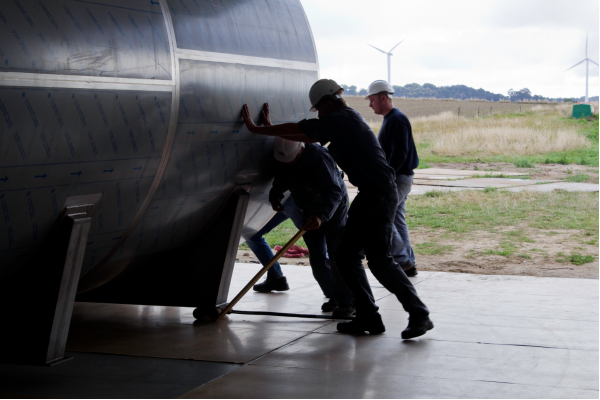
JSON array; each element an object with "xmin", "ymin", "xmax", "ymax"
[{"xmin": 241, "ymin": 104, "xmax": 317, "ymax": 143}]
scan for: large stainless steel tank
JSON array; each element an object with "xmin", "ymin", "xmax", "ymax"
[{"xmin": 0, "ymin": 0, "xmax": 318, "ymax": 295}]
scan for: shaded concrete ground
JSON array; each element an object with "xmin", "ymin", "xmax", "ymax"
[{"xmin": 3, "ymin": 269, "xmax": 596, "ymax": 398}]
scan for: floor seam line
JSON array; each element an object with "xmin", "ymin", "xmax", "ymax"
[{"xmin": 189, "ymin": 331, "xmax": 316, "ymax": 391}]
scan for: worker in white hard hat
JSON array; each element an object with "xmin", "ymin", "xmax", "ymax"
[
  {"xmin": 366, "ymin": 80, "xmax": 418, "ymax": 277},
  {"xmin": 267, "ymin": 135, "xmax": 355, "ymax": 317},
  {"xmin": 240, "ymin": 79, "xmax": 433, "ymax": 340}
]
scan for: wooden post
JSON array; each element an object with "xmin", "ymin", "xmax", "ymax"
[
  {"xmin": 458, "ymin": 107, "xmax": 460, "ymax": 117},
  {"xmin": 490, "ymin": 106, "xmax": 492, "ymax": 116},
  {"xmin": 478, "ymin": 106, "xmax": 480, "ymax": 118}
]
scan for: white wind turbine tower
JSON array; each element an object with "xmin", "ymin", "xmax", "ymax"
[
  {"xmin": 367, "ymin": 38, "xmax": 406, "ymax": 84},
  {"xmin": 565, "ymin": 33, "xmax": 598, "ymax": 102}
]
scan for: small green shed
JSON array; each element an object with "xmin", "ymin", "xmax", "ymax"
[{"xmin": 572, "ymin": 103, "xmax": 594, "ymax": 118}]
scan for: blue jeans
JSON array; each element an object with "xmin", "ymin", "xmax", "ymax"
[
  {"xmin": 244, "ymin": 196, "xmax": 303, "ymax": 279},
  {"xmin": 391, "ymin": 175, "xmax": 415, "ymax": 265}
]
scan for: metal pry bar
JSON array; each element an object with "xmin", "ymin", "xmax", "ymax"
[{"xmin": 215, "ymin": 222, "xmax": 310, "ymax": 321}]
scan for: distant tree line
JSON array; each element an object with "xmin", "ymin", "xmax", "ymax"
[{"xmin": 341, "ymin": 83, "xmax": 591, "ymax": 103}]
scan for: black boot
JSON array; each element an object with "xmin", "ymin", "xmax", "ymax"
[
  {"xmin": 332, "ymin": 305, "xmax": 356, "ymax": 319},
  {"xmin": 401, "ymin": 315, "xmax": 434, "ymax": 339},
  {"xmin": 253, "ymin": 276, "xmax": 289, "ymax": 292},
  {"xmin": 337, "ymin": 312, "xmax": 385, "ymax": 334},
  {"xmin": 400, "ymin": 260, "xmax": 418, "ymax": 277},
  {"xmin": 321, "ymin": 299, "xmax": 337, "ymax": 312}
]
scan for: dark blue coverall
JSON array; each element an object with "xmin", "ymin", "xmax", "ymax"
[
  {"xmin": 298, "ymin": 107, "xmax": 429, "ymax": 319},
  {"xmin": 269, "ymin": 143, "xmax": 354, "ymax": 306}
]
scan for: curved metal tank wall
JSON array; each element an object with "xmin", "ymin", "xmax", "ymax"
[{"xmin": 0, "ymin": 0, "xmax": 318, "ymax": 290}]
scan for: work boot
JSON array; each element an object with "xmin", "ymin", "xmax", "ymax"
[
  {"xmin": 401, "ymin": 315, "xmax": 434, "ymax": 339},
  {"xmin": 400, "ymin": 260, "xmax": 418, "ymax": 277},
  {"xmin": 321, "ymin": 299, "xmax": 337, "ymax": 312},
  {"xmin": 253, "ymin": 276, "xmax": 289, "ymax": 292},
  {"xmin": 332, "ymin": 305, "xmax": 356, "ymax": 319},
  {"xmin": 337, "ymin": 312, "xmax": 385, "ymax": 334}
]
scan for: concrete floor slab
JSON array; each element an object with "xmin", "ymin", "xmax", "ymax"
[
  {"xmin": 409, "ymin": 185, "xmax": 480, "ymax": 196},
  {"xmin": 505, "ymin": 182, "xmax": 599, "ymax": 192},
  {"xmin": 0, "ymin": 352, "xmax": 239, "ymax": 399},
  {"xmin": 414, "ymin": 178, "xmax": 553, "ymax": 188},
  {"xmin": 248, "ymin": 334, "xmax": 598, "ymax": 390},
  {"xmin": 7, "ymin": 266, "xmax": 594, "ymax": 398},
  {"xmin": 414, "ymin": 168, "xmax": 526, "ymax": 177},
  {"xmin": 179, "ymin": 363, "xmax": 598, "ymax": 399}
]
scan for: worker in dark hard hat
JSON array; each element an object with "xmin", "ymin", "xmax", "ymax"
[
  {"xmin": 366, "ymin": 80, "xmax": 418, "ymax": 277},
  {"xmin": 240, "ymin": 79, "xmax": 433, "ymax": 340},
  {"xmin": 269, "ymin": 135, "xmax": 355, "ymax": 317}
]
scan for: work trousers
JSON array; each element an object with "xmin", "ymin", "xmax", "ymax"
[
  {"xmin": 335, "ymin": 181, "xmax": 429, "ymax": 318},
  {"xmin": 303, "ymin": 196, "xmax": 354, "ymax": 306},
  {"xmin": 391, "ymin": 174, "xmax": 416, "ymax": 265}
]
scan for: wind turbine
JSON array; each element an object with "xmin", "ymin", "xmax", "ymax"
[
  {"xmin": 565, "ymin": 33, "xmax": 598, "ymax": 102},
  {"xmin": 367, "ymin": 38, "xmax": 406, "ymax": 84}
]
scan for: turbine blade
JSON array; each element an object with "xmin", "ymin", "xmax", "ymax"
[
  {"xmin": 586, "ymin": 32, "xmax": 588, "ymax": 57},
  {"xmin": 565, "ymin": 59, "xmax": 585, "ymax": 72},
  {"xmin": 389, "ymin": 38, "xmax": 406, "ymax": 53},
  {"xmin": 588, "ymin": 58, "xmax": 599, "ymax": 67},
  {"xmin": 367, "ymin": 44, "xmax": 387, "ymax": 54}
]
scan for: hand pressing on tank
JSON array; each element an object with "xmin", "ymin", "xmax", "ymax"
[
  {"xmin": 304, "ymin": 215, "xmax": 322, "ymax": 231},
  {"xmin": 241, "ymin": 104, "xmax": 258, "ymax": 133},
  {"xmin": 260, "ymin": 103, "xmax": 272, "ymax": 126}
]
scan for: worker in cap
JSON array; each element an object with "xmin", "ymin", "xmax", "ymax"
[
  {"xmin": 366, "ymin": 80, "xmax": 418, "ymax": 277},
  {"xmin": 240, "ymin": 79, "xmax": 433, "ymax": 339},
  {"xmin": 248, "ymin": 105, "xmax": 355, "ymax": 317}
]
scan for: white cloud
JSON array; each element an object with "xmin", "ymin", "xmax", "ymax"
[{"xmin": 301, "ymin": 0, "xmax": 599, "ymax": 98}]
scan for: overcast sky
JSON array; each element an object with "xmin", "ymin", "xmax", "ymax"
[{"xmin": 300, "ymin": 0, "xmax": 599, "ymax": 99}]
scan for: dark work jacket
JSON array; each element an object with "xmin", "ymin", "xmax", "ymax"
[
  {"xmin": 378, "ymin": 108, "xmax": 419, "ymax": 176},
  {"xmin": 269, "ymin": 144, "xmax": 346, "ymax": 223},
  {"xmin": 298, "ymin": 107, "xmax": 396, "ymax": 188}
]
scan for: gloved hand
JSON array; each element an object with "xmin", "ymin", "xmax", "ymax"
[
  {"xmin": 270, "ymin": 198, "xmax": 284, "ymax": 212},
  {"xmin": 305, "ymin": 215, "xmax": 322, "ymax": 231}
]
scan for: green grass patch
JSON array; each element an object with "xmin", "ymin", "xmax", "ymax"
[
  {"xmin": 555, "ymin": 252, "xmax": 596, "ymax": 266},
  {"xmin": 565, "ymin": 173, "xmax": 590, "ymax": 183},
  {"xmin": 413, "ymin": 242, "xmax": 453, "ymax": 255},
  {"xmin": 475, "ymin": 173, "xmax": 528, "ymax": 179},
  {"xmin": 504, "ymin": 230, "xmax": 535, "ymax": 243},
  {"xmin": 514, "ymin": 158, "xmax": 534, "ymax": 168},
  {"xmin": 416, "ymin": 162, "xmax": 432, "ymax": 169},
  {"xmin": 407, "ymin": 190, "xmax": 599, "ymax": 234},
  {"xmin": 239, "ymin": 218, "xmax": 306, "ymax": 251},
  {"xmin": 483, "ymin": 187, "xmax": 497, "ymax": 193}
]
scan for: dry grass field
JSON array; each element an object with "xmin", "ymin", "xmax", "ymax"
[
  {"xmin": 411, "ymin": 109, "xmax": 589, "ymax": 157},
  {"xmin": 344, "ymin": 96, "xmax": 558, "ymax": 123}
]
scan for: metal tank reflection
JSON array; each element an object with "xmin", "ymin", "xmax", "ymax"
[{"xmin": 0, "ymin": 0, "xmax": 318, "ymax": 364}]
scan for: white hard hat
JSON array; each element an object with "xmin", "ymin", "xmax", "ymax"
[
  {"xmin": 274, "ymin": 137, "xmax": 304, "ymax": 163},
  {"xmin": 366, "ymin": 80, "xmax": 394, "ymax": 99},
  {"xmin": 309, "ymin": 79, "xmax": 343, "ymax": 111}
]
